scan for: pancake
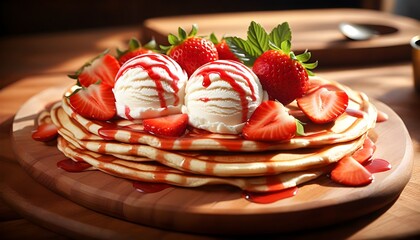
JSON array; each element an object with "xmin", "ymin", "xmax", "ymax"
[
  {"xmin": 42, "ymin": 76, "xmax": 378, "ymax": 191},
  {"xmin": 52, "ymin": 102, "xmax": 366, "ymax": 177},
  {"xmin": 57, "ymin": 136, "xmax": 325, "ymax": 192}
]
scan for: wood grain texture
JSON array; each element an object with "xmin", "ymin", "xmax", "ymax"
[
  {"xmin": 10, "ymin": 87, "xmax": 413, "ymax": 235},
  {"xmin": 142, "ymin": 8, "xmax": 420, "ymax": 67}
]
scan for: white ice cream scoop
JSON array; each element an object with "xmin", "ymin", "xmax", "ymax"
[
  {"xmin": 183, "ymin": 60, "xmax": 267, "ymax": 134},
  {"xmin": 114, "ymin": 53, "xmax": 188, "ymax": 120}
]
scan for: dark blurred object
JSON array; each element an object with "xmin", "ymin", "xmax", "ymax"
[
  {"xmin": 393, "ymin": 0, "xmax": 420, "ymax": 19},
  {"xmin": 0, "ymin": 0, "xmax": 370, "ymax": 37}
]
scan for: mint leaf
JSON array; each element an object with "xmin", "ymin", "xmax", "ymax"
[
  {"xmin": 247, "ymin": 21, "xmax": 269, "ymax": 55},
  {"xmin": 269, "ymin": 22, "xmax": 291, "ymax": 48},
  {"xmin": 225, "ymin": 37, "xmax": 257, "ymax": 66}
]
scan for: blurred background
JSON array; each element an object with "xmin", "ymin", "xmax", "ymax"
[{"xmin": 0, "ymin": 0, "xmax": 418, "ymax": 37}]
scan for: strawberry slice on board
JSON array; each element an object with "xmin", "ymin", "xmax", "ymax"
[
  {"xmin": 68, "ymin": 50, "xmax": 120, "ymax": 88},
  {"xmin": 32, "ymin": 122, "xmax": 58, "ymax": 142},
  {"xmin": 117, "ymin": 38, "xmax": 156, "ymax": 66},
  {"xmin": 68, "ymin": 82, "xmax": 116, "ymax": 121},
  {"xmin": 352, "ymin": 137, "xmax": 376, "ymax": 164},
  {"xmin": 297, "ymin": 87, "xmax": 349, "ymax": 124},
  {"xmin": 242, "ymin": 100, "xmax": 300, "ymax": 141},
  {"xmin": 143, "ymin": 114, "xmax": 189, "ymax": 137},
  {"xmin": 330, "ymin": 156, "xmax": 373, "ymax": 187}
]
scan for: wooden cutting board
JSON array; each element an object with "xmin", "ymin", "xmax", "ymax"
[
  {"xmin": 141, "ymin": 8, "xmax": 420, "ymax": 67},
  {"xmin": 11, "ymin": 86, "xmax": 413, "ymax": 235}
]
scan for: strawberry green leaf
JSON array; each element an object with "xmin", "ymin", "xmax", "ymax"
[
  {"xmin": 306, "ymin": 69, "xmax": 316, "ymax": 76},
  {"xmin": 143, "ymin": 38, "xmax": 157, "ymax": 50},
  {"xmin": 269, "ymin": 22, "xmax": 291, "ymax": 48},
  {"xmin": 296, "ymin": 50, "xmax": 311, "ymax": 62},
  {"xmin": 281, "ymin": 40, "xmax": 291, "ymax": 54},
  {"xmin": 302, "ymin": 61, "xmax": 318, "ymax": 70},
  {"xmin": 168, "ymin": 33, "xmax": 179, "ymax": 45},
  {"xmin": 296, "ymin": 120, "xmax": 305, "ymax": 136},
  {"xmin": 188, "ymin": 24, "xmax": 198, "ymax": 37},
  {"xmin": 268, "ymin": 41, "xmax": 281, "ymax": 51},
  {"xmin": 178, "ymin": 27, "xmax": 187, "ymax": 40},
  {"xmin": 247, "ymin": 21, "xmax": 269, "ymax": 55},
  {"xmin": 209, "ymin": 33, "xmax": 219, "ymax": 44},
  {"xmin": 128, "ymin": 38, "xmax": 141, "ymax": 51},
  {"xmin": 225, "ymin": 37, "xmax": 257, "ymax": 66}
]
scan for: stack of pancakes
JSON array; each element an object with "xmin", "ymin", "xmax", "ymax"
[{"xmin": 42, "ymin": 76, "xmax": 377, "ymax": 192}]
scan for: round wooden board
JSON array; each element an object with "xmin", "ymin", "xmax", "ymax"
[{"xmin": 11, "ymin": 87, "xmax": 413, "ymax": 235}]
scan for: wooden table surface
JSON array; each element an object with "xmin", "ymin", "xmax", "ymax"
[{"xmin": 1, "ymin": 10, "xmax": 420, "ymax": 239}]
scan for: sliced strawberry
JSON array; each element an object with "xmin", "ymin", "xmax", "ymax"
[
  {"xmin": 32, "ymin": 122, "xmax": 58, "ymax": 142},
  {"xmin": 242, "ymin": 101, "xmax": 297, "ymax": 141},
  {"xmin": 143, "ymin": 114, "xmax": 188, "ymax": 137},
  {"xmin": 68, "ymin": 82, "xmax": 116, "ymax": 121},
  {"xmin": 297, "ymin": 87, "xmax": 349, "ymax": 124},
  {"xmin": 352, "ymin": 137, "xmax": 376, "ymax": 164},
  {"xmin": 68, "ymin": 51, "xmax": 120, "ymax": 88},
  {"xmin": 330, "ymin": 156, "xmax": 373, "ymax": 186}
]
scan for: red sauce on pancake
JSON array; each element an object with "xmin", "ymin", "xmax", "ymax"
[{"xmin": 57, "ymin": 159, "xmax": 91, "ymax": 172}]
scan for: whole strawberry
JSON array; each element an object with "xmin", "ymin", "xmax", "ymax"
[
  {"xmin": 226, "ymin": 21, "xmax": 317, "ymax": 105},
  {"xmin": 116, "ymin": 38, "xmax": 156, "ymax": 66},
  {"xmin": 210, "ymin": 33, "xmax": 240, "ymax": 62},
  {"xmin": 162, "ymin": 24, "xmax": 218, "ymax": 76}
]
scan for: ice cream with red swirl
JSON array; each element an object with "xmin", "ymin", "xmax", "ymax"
[
  {"xmin": 113, "ymin": 53, "xmax": 188, "ymax": 120},
  {"xmin": 182, "ymin": 60, "xmax": 268, "ymax": 134}
]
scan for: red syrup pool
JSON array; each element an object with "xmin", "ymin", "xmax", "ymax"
[
  {"xmin": 57, "ymin": 159, "xmax": 91, "ymax": 172},
  {"xmin": 243, "ymin": 187, "xmax": 298, "ymax": 204},
  {"xmin": 131, "ymin": 180, "xmax": 297, "ymax": 204},
  {"xmin": 376, "ymin": 111, "xmax": 389, "ymax": 122},
  {"xmin": 133, "ymin": 181, "xmax": 172, "ymax": 193},
  {"xmin": 364, "ymin": 158, "xmax": 391, "ymax": 173}
]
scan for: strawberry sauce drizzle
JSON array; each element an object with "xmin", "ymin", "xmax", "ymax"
[
  {"xmin": 345, "ymin": 108, "xmax": 366, "ymax": 118},
  {"xmin": 116, "ymin": 54, "xmax": 181, "ymax": 108},
  {"xmin": 197, "ymin": 62, "xmax": 256, "ymax": 122}
]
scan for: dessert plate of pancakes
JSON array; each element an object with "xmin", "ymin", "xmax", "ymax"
[{"xmin": 12, "ymin": 77, "xmax": 413, "ymax": 235}]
